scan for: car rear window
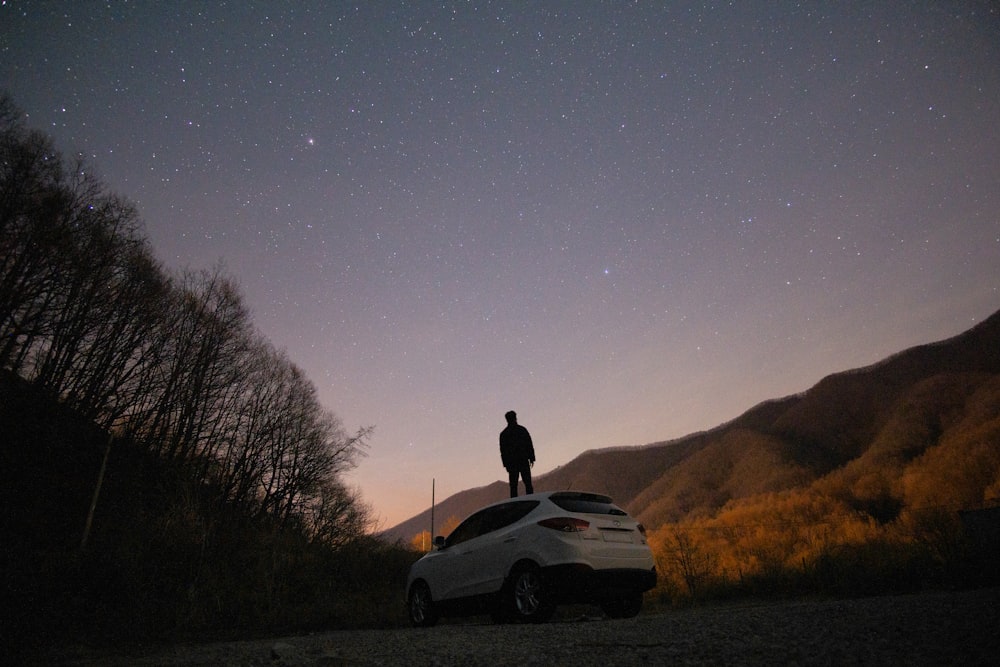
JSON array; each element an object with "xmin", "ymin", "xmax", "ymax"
[{"xmin": 549, "ymin": 492, "xmax": 627, "ymax": 516}]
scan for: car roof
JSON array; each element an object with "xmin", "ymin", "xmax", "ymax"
[{"xmin": 479, "ymin": 490, "xmax": 614, "ymax": 510}]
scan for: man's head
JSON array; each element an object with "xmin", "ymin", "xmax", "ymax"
[{"xmin": 505, "ymin": 410, "xmax": 517, "ymax": 424}]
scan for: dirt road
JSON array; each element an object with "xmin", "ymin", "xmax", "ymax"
[{"xmin": 48, "ymin": 586, "xmax": 1000, "ymax": 666}]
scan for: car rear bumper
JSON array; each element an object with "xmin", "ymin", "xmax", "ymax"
[{"xmin": 541, "ymin": 563, "xmax": 657, "ymax": 600}]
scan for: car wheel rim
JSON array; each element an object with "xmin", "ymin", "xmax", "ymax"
[
  {"xmin": 410, "ymin": 586, "xmax": 429, "ymax": 623},
  {"xmin": 514, "ymin": 571, "xmax": 541, "ymax": 615}
]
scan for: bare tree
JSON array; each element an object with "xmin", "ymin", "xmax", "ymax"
[
  {"xmin": 132, "ymin": 268, "xmax": 251, "ymax": 465},
  {"xmin": 31, "ymin": 190, "xmax": 143, "ymax": 393},
  {"xmin": 66, "ymin": 243, "xmax": 169, "ymax": 427},
  {"xmin": 0, "ymin": 109, "xmax": 71, "ymax": 371},
  {"xmin": 303, "ymin": 480, "xmax": 374, "ymax": 548},
  {"xmin": 662, "ymin": 525, "xmax": 717, "ymax": 597}
]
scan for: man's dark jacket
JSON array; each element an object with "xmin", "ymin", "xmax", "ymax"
[{"xmin": 499, "ymin": 424, "xmax": 535, "ymax": 471}]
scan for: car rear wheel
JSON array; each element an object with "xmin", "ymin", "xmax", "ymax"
[
  {"xmin": 601, "ymin": 590, "xmax": 643, "ymax": 619},
  {"xmin": 506, "ymin": 563, "xmax": 555, "ymax": 623},
  {"xmin": 408, "ymin": 580, "xmax": 438, "ymax": 627}
]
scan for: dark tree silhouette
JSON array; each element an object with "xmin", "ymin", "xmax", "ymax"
[{"xmin": 1, "ymin": 92, "xmax": 372, "ymax": 545}]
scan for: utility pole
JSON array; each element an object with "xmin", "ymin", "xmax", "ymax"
[{"xmin": 81, "ymin": 431, "xmax": 113, "ymax": 551}]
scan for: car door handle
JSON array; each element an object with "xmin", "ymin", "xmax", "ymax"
[{"xmin": 503, "ymin": 537, "xmax": 517, "ymax": 543}]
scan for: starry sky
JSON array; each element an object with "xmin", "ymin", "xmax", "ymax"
[{"xmin": 4, "ymin": 2, "xmax": 999, "ymax": 530}]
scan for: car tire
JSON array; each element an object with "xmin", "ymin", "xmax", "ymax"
[
  {"xmin": 601, "ymin": 591, "xmax": 643, "ymax": 619},
  {"xmin": 408, "ymin": 580, "xmax": 439, "ymax": 627},
  {"xmin": 505, "ymin": 563, "xmax": 555, "ymax": 623}
]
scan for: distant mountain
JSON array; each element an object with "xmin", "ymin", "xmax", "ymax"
[{"xmin": 382, "ymin": 309, "xmax": 1000, "ymax": 543}]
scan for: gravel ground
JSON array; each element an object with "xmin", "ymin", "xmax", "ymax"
[{"xmin": 46, "ymin": 586, "xmax": 1000, "ymax": 666}]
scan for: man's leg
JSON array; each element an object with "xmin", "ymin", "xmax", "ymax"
[
  {"xmin": 508, "ymin": 468, "xmax": 519, "ymax": 497},
  {"xmin": 521, "ymin": 462, "xmax": 533, "ymax": 495}
]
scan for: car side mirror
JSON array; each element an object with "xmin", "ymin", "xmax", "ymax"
[{"xmin": 433, "ymin": 535, "xmax": 446, "ymax": 550}]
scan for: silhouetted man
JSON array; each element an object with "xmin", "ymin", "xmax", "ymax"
[{"xmin": 500, "ymin": 410, "xmax": 535, "ymax": 497}]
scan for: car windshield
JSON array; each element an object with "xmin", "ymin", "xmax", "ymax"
[{"xmin": 549, "ymin": 492, "xmax": 627, "ymax": 516}]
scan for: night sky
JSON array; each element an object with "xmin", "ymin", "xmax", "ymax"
[{"xmin": 4, "ymin": 2, "xmax": 999, "ymax": 530}]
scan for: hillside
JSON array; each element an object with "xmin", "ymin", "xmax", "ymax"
[
  {"xmin": 384, "ymin": 308, "xmax": 1000, "ymax": 543},
  {"xmin": 1, "ymin": 370, "xmax": 416, "ymax": 647}
]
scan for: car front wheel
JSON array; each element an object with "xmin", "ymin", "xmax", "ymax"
[
  {"xmin": 506, "ymin": 563, "xmax": 555, "ymax": 623},
  {"xmin": 408, "ymin": 580, "xmax": 438, "ymax": 627}
]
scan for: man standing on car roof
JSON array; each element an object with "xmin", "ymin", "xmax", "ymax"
[{"xmin": 499, "ymin": 410, "xmax": 535, "ymax": 497}]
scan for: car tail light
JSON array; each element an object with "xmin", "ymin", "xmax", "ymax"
[{"xmin": 538, "ymin": 517, "xmax": 590, "ymax": 532}]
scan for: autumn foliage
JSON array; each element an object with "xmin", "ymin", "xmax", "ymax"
[{"xmin": 648, "ymin": 380, "xmax": 1000, "ymax": 603}]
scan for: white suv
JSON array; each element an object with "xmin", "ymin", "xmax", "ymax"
[{"xmin": 406, "ymin": 491, "xmax": 656, "ymax": 626}]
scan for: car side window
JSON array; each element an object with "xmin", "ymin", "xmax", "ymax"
[
  {"xmin": 490, "ymin": 501, "xmax": 539, "ymax": 532},
  {"xmin": 445, "ymin": 501, "xmax": 539, "ymax": 547},
  {"xmin": 445, "ymin": 511, "xmax": 485, "ymax": 547}
]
